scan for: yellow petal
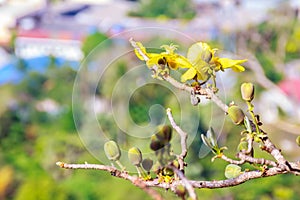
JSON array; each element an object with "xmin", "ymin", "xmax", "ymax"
[
  {"xmin": 146, "ymin": 55, "xmax": 163, "ymax": 68},
  {"xmin": 231, "ymin": 65, "xmax": 245, "ymax": 72},
  {"xmin": 181, "ymin": 68, "xmax": 197, "ymax": 82},
  {"xmin": 217, "ymin": 58, "xmax": 247, "ymax": 69},
  {"xmin": 134, "ymin": 41, "xmax": 148, "ymax": 61},
  {"xmin": 187, "ymin": 42, "xmax": 214, "ymax": 64},
  {"xmin": 171, "ymin": 55, "xmax": 193, "ymax": 69}
]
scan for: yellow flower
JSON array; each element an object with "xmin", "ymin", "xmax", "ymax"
[
  {"xmin": 181, "ymin": 42, "xmax": 216, "ymax": 82},
  {"xmin": 134, "ymin": 42, "xmax": 193, "ymax": 70},
  {"xmin": 181, "ymin": 42, "xmax": 247, "ymax": 83},
  {"xmin": 213, "ymin": 57, "xmax": 247, "ymax": 72}
]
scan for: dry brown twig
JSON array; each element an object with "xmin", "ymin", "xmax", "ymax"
[{"xmin": 57, "ymin": 38, "xmax": 300, "ymax": 200}]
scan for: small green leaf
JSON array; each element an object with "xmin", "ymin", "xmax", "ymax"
[
  {"xmin": 201, "ymin": 134, "xmax": 213, "ymax": 149},
  {"xmin": 237, "ymin": 141, "xmax": 248, "ymax": 152},
  {"xmin": 244, "ymin": 116, "xmax": 252, "ymax": 133},
  {"xmin": 207, "ymin": 127, "xmax": 217, "ymax": 147}
]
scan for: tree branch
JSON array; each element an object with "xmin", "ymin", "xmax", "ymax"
[
  {"xmin": 166, "ymin": 108, "xmax": 188, "ymax": 172},
  {"xmin": 56, "ymin": 161, "xmax": 299, "ymax": 190},
  {"xmin": 56, "ymin": 162, "xmax": 164, "ymax": 200},
  {"xmin": 171, "ymin": 166, "xmax": 197, "ymax": 200}
]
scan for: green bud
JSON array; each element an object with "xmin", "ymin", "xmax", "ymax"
[
  {"xmin": 175, "ymin": 185, "xmax": 186, "ymax": 197},
  {"xmin": 156, "ymin": 125, "xmax": 172, "ymax": 144},
  {"xmin": 150, "ymin": 134, "xmax": 165, "ymax": 151},
  {"xmin": 224, "ymin": 164, "xmax": 241, "ymax": 179},
  {"xmin": 296, "ymin": 136, "xmax": 300, "ymax": 147},
  {"xmin": 104, "ymin": 140, "xmax": 121, "ymax": 161},
  {"xmin": 228, "ymin": 105, "xmax": 245, "ymax": 125},
  {"xmin": 241, "ymin": 82, "xmax": 255, "ymax": 102},
  {"xmin": 142, "ymin": 158, "xmax": 153, "ymax": 172},
  {"xmin": 128, "ymin": 147, "xmax": 143, "ymax": 166}
]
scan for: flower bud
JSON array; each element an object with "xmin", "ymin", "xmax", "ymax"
[
  {"xmin": 156, "ymin": 125, "xmax": 172, "ymax": 144},
  {"xmin": 128, "ymin": 147, "xmax": 142, "ymax": 166},
  {"xmin": 228, "ymin": 105, "xmax": 245, "ymax": 125},
  {"xmin": 175, "ymin": 185, "xmax": 186, "ymax": 197},
  {"xmin": 150, "ymin": 134, "xmax": 165, "ymax": 151},
  {"xmin": 142, "ymin": 158, "xmax": 153, "ymax": 172},
  {"xmin": 224, "ymin": 164, "xmax": 241, "ymax": 179},
  {"xmin": 296, "ymin": 136, "xmax": 300, "ymax": 147},
  {"xmin": 104, "ymin": 140, "xmax": 121, "ymax": 161},
  {"xmin": 241, "ymin": 82, "xmax": 255, "ymax": 102}
]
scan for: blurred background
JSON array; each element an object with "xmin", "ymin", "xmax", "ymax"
[{"xmin": 0, "ymin": 0, "xmax": 300, "ymax": 199}]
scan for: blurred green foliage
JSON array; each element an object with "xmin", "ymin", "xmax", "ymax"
[
  {"xmin": 81, "ymin": 31, "xmax": 110, "ymax": 56},
  {"xmin": 129, "ymin": 0, "xmax": 196, "ymax": 20}
]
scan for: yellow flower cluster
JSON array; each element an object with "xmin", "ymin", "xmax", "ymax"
[{"xmin": 134, "ymin": 41, "xmax": 247, "ymax": 84}]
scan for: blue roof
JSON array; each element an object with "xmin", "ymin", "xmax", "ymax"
[{"xmin": 0, "ymin": 56, "xmax": 79, "ymax": 85}]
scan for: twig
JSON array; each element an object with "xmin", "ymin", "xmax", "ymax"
[
  {"xmin": 166, "ymin": 108, "xmax": 188, "ymax": 171},
  {"xmin": 205, "ymin": 88, "xmax": 228, "ymax": 112},
  {"xmin": 171, "ymin": 166, "xmax": 197, "ymax": 200},
  {"xmin": 261, "ymin": 137, "xmax": 292, "ymax": 171},
  {"xmin": 129, "ymin": 37, "xmax": 150, "ymax": 62},
  {"xmin": 57, "ymin": 161, "xmax": 300, "ymax": 191},
  {"xmin": 190, "ymin": 166, "xmax": 287, "ymax": 189},
  {"xmin": 220, "ymin": 154, "xmax": 245, "ymax": 165},
  {"xmin": 56, "ymin": 162, "xmax": 164, "ymax": 200},
  {"xmin": 236, "ymin": 153, "xmax": 277, "ymax": 167}
]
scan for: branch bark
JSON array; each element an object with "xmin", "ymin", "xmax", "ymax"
[
  {"xmin": 166, "ymin": 108, "xmax": 188, "ymax": 172},
  {"xmin": 56, "ymin": 161, "xmax": 299, "ymax": 190},
  {"xmin": 56, "ymin": 162, "xmax": 164, "ymax": 200}
]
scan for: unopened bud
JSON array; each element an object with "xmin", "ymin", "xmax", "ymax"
[
  {"xmin": 228, "ymin": 105, "xmax": 245, "ymax": 125},
  {"xmin": 104, "ymin": 140, "xmax": 121, "ymax": 161},
  {"xmin": 241, "ymin": 82, "xmax": 255, "ymax": 102},
  {"xmin": 156, "ymin": 125, "xmax": 172, "ymax": 144},
  {"xmin": 128, "ymin": 147, "xmax": 143, "ymax": 166},
  {"xmin": 150, "ymin": 134, "xmax": 165, "ymax": 151},
  {"xmin": 142, "ymin": 158, "xmax": 153, "ymax": 172}
]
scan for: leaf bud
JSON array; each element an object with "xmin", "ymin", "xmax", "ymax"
[
  {"xmin": 104, "ymin": 140, "xmax": 121, "ymax": 161},
  {"xmin": 224, "ymin": 164, "xmax": 241, "ymax": 179},
  {"xmin": 241, "ymin": 82, "xmax": 255, "ymax": 102},
  {"xmin": 128, "ymin": 147, "xmax": 143, "ymax": 166},
  {"xmin": 228, "ymin": 105, "xmax": 245, "ymax": 125}
]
